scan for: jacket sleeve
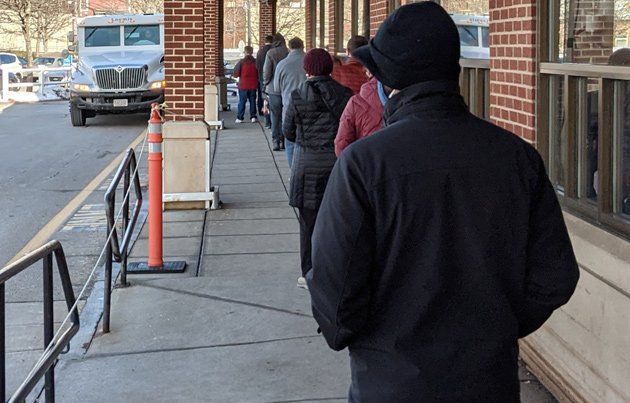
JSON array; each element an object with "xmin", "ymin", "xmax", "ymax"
[
  {"xmin": 233, "ymin": 61, "xmax": 242, "ymax": 79},
  {"xmin": 335, "ymin": 97, "xmax": 358, "ymax": 156},
  {"xmin": 263, "ymin": 54, "xmax": 273, "ymax": 87},
  {"xmin": 518, "ymin": 154, "xmax": 580, "ymax": 338},
  {"xmin": 283, "ymin": 93, "xmax": 297, "ymax": 142},
  {"xmin": 307, "ymin": 153, "xmax": 375, "ymax": 350}
]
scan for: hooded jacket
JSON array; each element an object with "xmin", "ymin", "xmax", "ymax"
[
  {"xmin": 262, "ymin": 35, "xmax": 289, "ymax": 95},
  {"xmin": 308, "ymin": 80, "xmax": 579, "ymax": 402},
  {"xmin": 335, "ymin": 78, "xmax": 383, "ymax": 156},
  {"xmin": 331, "ymin": 57, "xmax": 369, "ymax": 95},
  {"xmin": 283, "ymin": 76, "xmax": 352, "ymax": 210}
]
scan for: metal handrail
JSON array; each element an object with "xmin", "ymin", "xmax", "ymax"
[
  {"xmin": 103, "ymin": 148, "xmax": 143, "ymax": 333},
  {"xmin": 0, "ymin": 240, "xmax": 80, "ymax": 403}
]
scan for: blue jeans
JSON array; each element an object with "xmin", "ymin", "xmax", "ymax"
[
  {"xmin": 285, "ymin": 139, "xmax": 296, "ymax": 168},
  {"xmin": 237, "ymin": 89, "xmax": 257, "ymax": 120},
  {"xmin": 268, "ymin": 94, "xmax": 283, "ymax": 143}
]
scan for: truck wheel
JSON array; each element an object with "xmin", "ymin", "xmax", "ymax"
[{"xmin": 70, "ymin": 103, "xmax": 86, "ymax": 127}]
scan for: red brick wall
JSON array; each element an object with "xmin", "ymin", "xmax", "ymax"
[
  {"xmin": 205, "ymin": 0, "xmax": 224, "ymax": 82},
  {"xmin": 260, "ymin": 1, "xmax": 277, "ymax": 42},
  {"xmin": 488, "ymin": 0, "xmax": 537, "ymax": 144},
  {"xmin": 164, "ymin": 0, "xmax": 206, "ymax": 120},
  {"xmin": 370, "ymin": 0, "xmax": 388, "ymax": 38},
  {"xmin": 305, "ymin": 0, "xmax": 314, "ymax": 49}
]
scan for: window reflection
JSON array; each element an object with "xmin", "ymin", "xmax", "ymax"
[
  {"xmin": 621, "ymin": 82, "xmax": 630, "ymax": 215},
  {"xmin": 551, "ymin": 76, "xmax": 567, "ymax": 190}
]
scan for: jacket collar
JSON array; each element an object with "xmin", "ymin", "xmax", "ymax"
[{"xmin": 383, "ymin": 80, "xmax": 467, "ymax": 125}]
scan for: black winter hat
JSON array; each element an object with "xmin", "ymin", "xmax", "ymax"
[{"xmin": 353, "ymin": 1, "xmax": 461, "ymax": 89}]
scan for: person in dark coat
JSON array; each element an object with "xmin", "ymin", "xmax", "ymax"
[
  {"xmin": 307, "ymin": 2, "xmax": 580, "ymax": 402},
  {"xmin": 283, "ymin": 48, "xmax": 352, "ymax": 289},
  {"xmin": 256, "ymin": 35, "xmax": 274, "ymax": 128}
]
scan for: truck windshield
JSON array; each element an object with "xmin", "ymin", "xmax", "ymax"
[
  {"xmin": 124, "ymin": 25, "xmax": 160, "ymax": 46},
  {"xmin": 85, "ymin": 26, "xmax": 120, "ymax": 47}
]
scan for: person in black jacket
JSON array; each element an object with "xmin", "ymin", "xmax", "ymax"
[
  {"xmin": 283, "ymin": 48, "xmax": 352, "ymax": 289},
  {"xmin": 307, "ymin": 2, "xmax": 580, "ymax": 402},
  {"xmin": 256, "ymin": 35, "xmax": 274, "ymax": 128}
]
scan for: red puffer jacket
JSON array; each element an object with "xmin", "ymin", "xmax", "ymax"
[
  {"xmin": 335, "ymin": 78, "xmax": 383, "ymax": 156},
  {"xmin": 233, "ymin": 55, "xmax": 258, "ymax": 90}
]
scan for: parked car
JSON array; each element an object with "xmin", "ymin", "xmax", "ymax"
[
  {"xmin": 32, "ymin": 56, "xmax": 71, "ymax": 83},
  {"xmin": 0, "ymin": 52, "xmax": 24, "ymax": 75}
]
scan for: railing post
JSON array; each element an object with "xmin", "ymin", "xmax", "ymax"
[
  {"xmin": 43, "ymin": 254, "xmax": 54, "ymax": 402},
  {"xmin": 103, "ymin": 229, "xmax": 113, "ymax": 334},
  {"xmin": 148, "ymin": 103, "xmax": 164, "ymax": 269}
]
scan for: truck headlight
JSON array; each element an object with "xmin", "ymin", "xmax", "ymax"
[
  {"xmin": 149, "ymin": 80, "xmax": 166, "ymax": 89},
  {"xmin": 72, "ymin": 83, "xmax": 91, "ymax": 92}
]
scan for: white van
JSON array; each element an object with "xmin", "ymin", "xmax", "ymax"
[{"xmin": 450, "ymin": 14, "xmax": 489, "ymax": 59}]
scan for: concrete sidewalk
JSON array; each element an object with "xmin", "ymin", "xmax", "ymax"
[{"xmin": 54, "ymin": 111, "xmax": 557, "ymax": 402}]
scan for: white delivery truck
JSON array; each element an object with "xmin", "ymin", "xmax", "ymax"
[
  {"xmin": 69, "ymin": 14, "xmax": 165, "ymax": 126},
  {"xmin": 450, "ymin": 14, "xmax": 489, "ymax": 60}
]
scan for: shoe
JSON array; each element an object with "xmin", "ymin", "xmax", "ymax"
[
  {"xmin": 279, "ymin": 140, "xmax": 285, "ymax": 151},
  {"xmin": 272, "ymin": 141, "xmax": 280, "ymax": 151},
  {"xmin": 235, "ymin": 119, "xmax": 243, "ymax": 123},
  {"xmin": 251, "ymin": 117, "xmax": 257, "ymax": 123},
  {"xmin": 297, "ymin": 276, "xmax": 308, "ymax": 290}
]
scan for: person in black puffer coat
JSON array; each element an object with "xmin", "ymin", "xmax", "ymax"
[{"xmin": 283, "ymin": 48, "xmax": 352, "ymax": 289}]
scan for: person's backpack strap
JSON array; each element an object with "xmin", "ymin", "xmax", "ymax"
[{"xmin": 307, "ymin": 81, "xmax": 341, "ymax": 122}]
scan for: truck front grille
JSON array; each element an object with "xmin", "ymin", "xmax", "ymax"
[{"xmin": 95, "ymin": 67, "xmax": 146, "ymax": 90}]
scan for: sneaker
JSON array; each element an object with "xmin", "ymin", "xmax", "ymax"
[
  {"xmin": 297, "ymin": 276, "xmax": 308, "ymax": 290},
  {"xmin": 272, "ymin": 141, "xmax": 281, "ymax": 151},
  {"xmin": 235, "ymin": 119, "xmax": 244, "ymax": 123},
  {"xmin": 251, "ymin": 117, "xmax": 257, "ymax": 123}
]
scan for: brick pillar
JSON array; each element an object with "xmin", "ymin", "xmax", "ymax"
[
  {"xmin": 328, "ymin": 0, "xmax": 338, "ymax": 52},
  {"xmin": 488, "ymin": 0, "xmax": 537, "ymax": 144},
  {"xmin": 370, "ymin": 0, "xmax": 389, "ymax": 38},
  {"xmin": 204, "ymin": 0, "xmax": 224, "ymax": 82},
  {"xmin": 164, "ymin": 0, "xmax": 206, "ymax": 120},
  {"xmin": 305, "ymin": 0, "xmax": 315, "ymax": 49},
  {"xmin": 569, "ymin": 0, "xmax": 614, "ymax": 65},
  {"xmin": 260, "ymin": 0, "xmax": 276, "ymax": 41}
]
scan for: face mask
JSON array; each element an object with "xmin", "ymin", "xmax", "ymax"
[{"xmin": 377, "ymin": 81, "xmax": 388, "ymax": 106}]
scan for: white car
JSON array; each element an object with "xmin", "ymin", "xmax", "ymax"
[{"xmin": 0, "ymin": 52, "xmax": 24, "ymax": 78}]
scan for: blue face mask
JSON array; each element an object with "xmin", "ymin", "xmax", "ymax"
[{"xmin": 377, "ymin": 81, "xmax": 388, "ymax": 106}]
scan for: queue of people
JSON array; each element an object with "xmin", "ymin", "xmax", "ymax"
[{"xmin": 231, "ymin": 2, "xmax": 579, "ymax": 401}]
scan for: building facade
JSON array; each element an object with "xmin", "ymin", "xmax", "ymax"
[{"xmin": 163, "ymin": 1, "xmax": 630, "ymax": 401}]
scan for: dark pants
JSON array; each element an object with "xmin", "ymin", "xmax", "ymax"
[
  {"xmin": 237, "ymin": 89, "xmax": 257, "ymax": 120},
  {"xmin": 298, "ymin": 208, "xmax": 318, "ymax": 276},
  {"xmin": 268, "ymin": 93, "xmax": 283, "ymax": 143},
  {"xmin": 259, "ymin": 81, "xmax": 271, "ymax": 127}
]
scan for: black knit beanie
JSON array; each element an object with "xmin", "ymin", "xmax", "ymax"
[{"xmin": 353, "ymin": 1, "xmax": 461, "ymax": 89}]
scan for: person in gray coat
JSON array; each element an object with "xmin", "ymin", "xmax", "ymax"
[
  {"xmin": 273, "ymin": 37, "xmax": 306, "ymax": 168},
  {"xmin": 308, "ymin": 2, "xmax": 579, "ymax": 402},
  {"xmin": 263, "ymin": 33, "xmax": 289, "ymax": 151}
]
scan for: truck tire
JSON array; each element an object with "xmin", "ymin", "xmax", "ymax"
[{"xmin": 70, "ymin": 103, "xmax": 86, "ymax": 127}]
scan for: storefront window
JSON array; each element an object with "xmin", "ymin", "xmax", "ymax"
[{"xmin": 440, "ymin": 0, "xmax": 488, "ymax": 15}]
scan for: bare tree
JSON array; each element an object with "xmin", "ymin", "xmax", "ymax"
[
  {"xmin": 0, "ymin": 0, "xmax": 35, "ymax": 63},
  {"xmin": 129, "ymin": 0, "xmax": 163, "ymax": 14},
  {"xmin": 441, "ymin": 0, "xmax": 488, "ymax": 15},
  {"xmin": 33, "ymin": 0, "xmax": 73, "ymax": 53}
]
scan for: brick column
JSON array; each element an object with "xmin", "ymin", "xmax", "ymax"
[
  {"xmin": 164, "ymin": 0, "xmax": 206, "ymax": 120},
  {"xmin": 260, "ymin": 0, "xmax": 276, "ymax": 41},
  {"xmin": 327, "ymin": 0, "xmax": 336, "ymax": 52},
  {"xmin": 204, "ymin": 0, "xmax": 224, "ymax": 82},
  {"xmin": 305, "ymin": 0, "xmax": 315, "ymax": 49},
  {"xmin": 488, "ymin": 0, "xmax": 537, "ymax": 144}
]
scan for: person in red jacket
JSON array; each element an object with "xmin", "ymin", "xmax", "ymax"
[
  {"xmin": 331, "ymin": 35, "xmax": 369, "ymax": 94},
  {"xmin": 334, "ymin": 77, "xmax": 390, "ymax": 156},
  {"xmin": 233, "ymin": 46, "xmax": 259, "ymax": 123}
]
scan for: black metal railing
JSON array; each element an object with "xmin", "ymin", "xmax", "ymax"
[
  {"xmin": 0, "ymin": 240, "xmax": 80, "ymax": 402},
  {"xmin": 103, "ymin": 148, "xmax": 143, "ymax": 333}
]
